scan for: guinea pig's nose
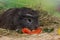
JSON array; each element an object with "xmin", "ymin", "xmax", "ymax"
[
  {"xmin": 36, "ymin": 25, "xmax": 39, "ymax": 27},
  {"xmin": 30, "ymin": 27, "xmax": 38, "ymax": 31},
  {"xmin": 28, "ymin": 24, "xmax": 39, "ymax": 31}
]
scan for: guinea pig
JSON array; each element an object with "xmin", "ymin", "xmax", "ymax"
[{"xmin": 0, "ymin": 7, "xmax": 39, "ymax": 31}]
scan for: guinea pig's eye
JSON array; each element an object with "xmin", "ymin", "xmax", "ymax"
[{"xmin": 27, "ymin": 18, "xmax": 32, "ymax": 23}]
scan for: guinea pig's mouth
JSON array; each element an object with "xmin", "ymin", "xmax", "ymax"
[{"xmin": 23, "ymin": 26, "xmax": 38, "ymax": 31}]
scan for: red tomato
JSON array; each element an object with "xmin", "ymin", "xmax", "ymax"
[
  {"xmin": 31, "ymin": 28, "xmax": 42, "ymax": 34},
  {"xmin": 22, "ymin": 28, "xmax": 42, "ymax": 34},
  {"xmin": 22, "ymin": 28, "xmax": 31, "ymax": 34}
]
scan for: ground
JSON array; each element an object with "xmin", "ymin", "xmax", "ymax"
[
  {"xmin": 0, "ymin": 9, "xmax": 60, "ymax": 40},
  {"xmin": 0, "ymin": 33, "xmax": 60, "ymax": 40},
  {"xmin": 0, "ymin": 24, "xmax": 60, "ymax": 40}
]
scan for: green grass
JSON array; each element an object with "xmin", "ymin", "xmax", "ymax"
[{"xmin": 0, "ymin": 0, "xmax": 60, "ymax": 17}]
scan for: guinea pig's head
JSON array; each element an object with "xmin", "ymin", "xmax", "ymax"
[{"xmin": 15, "ymin": 7, "xmax": 40, "ymax": 31}]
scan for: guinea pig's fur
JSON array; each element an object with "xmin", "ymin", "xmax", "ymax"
[{"xmin": 0, "ymin": 7, "xmax": 39, "ymax": 31}]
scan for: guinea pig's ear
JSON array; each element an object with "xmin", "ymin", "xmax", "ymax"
[{"xmin": 3, "ymin": 8, "xmax": 20, "ymax": 16}]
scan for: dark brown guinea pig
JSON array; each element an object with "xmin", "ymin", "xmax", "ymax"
[{"xmin": 0, "ymin": 7, "xmax": 39, "ymax": 31}]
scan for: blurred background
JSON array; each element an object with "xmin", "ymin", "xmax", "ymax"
[{"xmin": 0, "ymin": 0, "xmax": 60, "ymax": 17}]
